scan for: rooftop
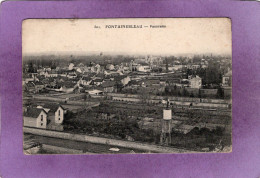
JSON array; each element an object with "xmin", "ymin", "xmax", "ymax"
[
  {"xmin": 42, "ymin": 103, "xmax": 64, "ymax": 113},
  {"xmin": 224, "ymin": 70, "xmax": 232, "ymax": 77},
  {"xmin": 101, "ymin": 81, "xmax": 116, "ymax": 88},
  {"xmin": 24, "ymin": 108, "xmax": 46, "ymax": 118}
]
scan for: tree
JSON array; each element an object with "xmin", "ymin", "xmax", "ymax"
[
  {"xmin": 165, "ymin": 58, "xmax": 169, "ymax": 73},
  {"xmin": 28, "ymin": 62, "xmax": 36, "ymax": 73},
  {"xmin": 198, "ymin": 90, "xmax": 202, "ymax": 98},
  {"xmin": 205, "ymin": 61, "xmax": 222, "ymax": 85},
  {"xmin": 183, "ymin": 88, "xmax": 189, "ymax": 97},
  {"xmin": 116, "ymin": 82, "xmax": 123, "ymax": 92},
  {"xmin": 216, "ymin": 87, "xmax": 224, "ymax": 99}
]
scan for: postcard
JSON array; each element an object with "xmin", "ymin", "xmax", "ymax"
[{"xmin": 22, "ymin": 18, "xmax": 232, "ymax": 154}]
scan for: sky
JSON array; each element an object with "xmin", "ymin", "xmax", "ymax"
[{"xmin": 22, "ymin": 18, "xmax": 231, "ymax": 56}]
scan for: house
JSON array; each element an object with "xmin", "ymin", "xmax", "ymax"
[
  {"xmin": 101, "ymin": 81, "xmax": 116, "ymax": 93},
  {"xmin": 67, "ymin": 73, "xmax": 77, "ymax": 79},
  {"xmin": 129, "ymin": 60, "xmax": 139, "ymax": 71},
  {"xmin": 34, "ymin": 81, "xmax": 45, "ymax": 93},
  {"xmin": 80, "ymin": 76, "xmax": 92, "ymax": 86},
  {"xmin": 48, "ymin": 70, "xmax": 58, "ymax": 78},
  {"xmin": 22, "ymin": 73, "xmax": 37, "ymax": 85},
  {"xmin": 96, "ymin": 73, "xmax": 105, "ymax": 79},
  {"xmin": 23, "ymin": 107, "xmax": 48, "ymax": 129},
  {"xmin": 114, "ymin": 75, "xmax": 131, "ymax": 86},
  {"xmin": 172, "ymin": 65, "xmax": 184, "ymax": 71},
  {"xmin": 83, "ymin": 72, "xmax": 95, "ymax": 78},
  {"xmin": 76, "ymin": 67, "xmax": 83, "ymax": 73},
  {"xmin": 126, "ymin": 80, "xmax": 142, "ymax": 88},
  {"xmin": 77, "ymin": 63, "xmax": 85, "ymax": 68},
  {"xmin": 60, "ymin": 81, "xmax": 77, "ymax": 93},
  {"xmin": 201, "ymin": 64, "xmax": 207, "ymax": 68},
  {"xmin": 222, "ymin": 70, "xmax": 232, "ymax": 87},
  {"xmin": 179, "ymin": 79, "xmax": 190, "ymax": 87},
  {"xmin": 24, "ymin": 81, "xmax": 45, "ymax": 93},
  {"xmin": 43, "ymin": 70, "xmax": 57, "ymax": 78},
  {"xmin": 86, "ymin": 89, "xmax": 104, "ymax": 97},
  {"xmin": 143, "ymin": 79, "xmax": 161, "ymax": 87},
  {"xmin": 136, "ymin": 65, "xmax": 151, "ymax": 72},
  {"xmin": 24, "ymin": 82, "xmax": 36, "ymax": 93},
  {"xmin": 223, "ymin": 87, "xmax": 231, "ymax": 99},
  {"xmin": 106, "ymin": 64, "xmax": 115, "ymax": 71},
  {"xmin": 90, "ymin": 78, "xmax": 104, "ymax": 86},
  {"xmin": 82, "ymin": 67, "xmax": 89, "ymax": 73},
  {"xmin": 90, "ymin": 64, "xmax": 101, "ymax": 73},
  {"xmin": 189, "ymin": 76, "xmax": 202, "ymax": 89},
  {"xmin": 41, "ymin": 103, "xmax": 65, "ymax": 124},
  {"xmin": 46, "ymin": 84, "xmax": 62, "ymax": 92},
  {"xmin": 187, "ymin": 64, "xmax": 200, "ymax": 70},
  {"xmin": 68, "ymin": 63, "xmax": 74, "ymax": 70}
]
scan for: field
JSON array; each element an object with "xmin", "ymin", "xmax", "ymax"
[
  {"xmin": 24, "ymin": 92, "xmax": 231, "ymax": 152},
  {"xmin": 62, "ymin": 99, "xmax": 231, "ymax": 151}
]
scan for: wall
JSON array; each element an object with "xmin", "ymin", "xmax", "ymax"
[
  {"xmin": 41, "ymin": 144, "xmax": 84, "ymax": 154},
  {"xmin": 36, "ymin": 112, "xmax": 47, "ymax": 129},
  {"xmin": 24, "ymin": 117, "xmax": 37, "ymax": 128},
  {"xmin": 112, "ymin": 95, "xmax": 229, "ymax": 108},
  {"xmin": 33, "ymin": 96, "xmax": 65, "ymax": 102},
  {"xmin": 223, "ymin": 88, "xmax": 231, "ymax": 98},
  {"xmin": 200, "ymin": 89, "xmax": 218, "ymax": 97},
  {"xmin": 55, "ymin": 107, "xmax": 64, "ymax": 124},
  {"xmin": 24, "ymin": 127, "xmax": 194, "ymax": 153},
  {"xmin": 185, "ymin": 88, "xmax": 199, "ymax": 97},
  {"xmin": 24, "ymin": 112, "xmax": 47, "ymax": 129},
  {"xmin": 107, "ymin": 93, "xmax": 228, "ymax": 104}
]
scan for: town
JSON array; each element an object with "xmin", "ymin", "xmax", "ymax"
[{"xmin": 23, "ymin": 53, "xmax": 232, "ymax": 154}]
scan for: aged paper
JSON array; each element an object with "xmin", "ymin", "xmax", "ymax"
[{"xmin": 22, "ymin": 18, "xmax": 232, "ymax": 154}]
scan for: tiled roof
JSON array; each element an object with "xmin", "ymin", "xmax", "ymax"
[
  {"xmin": 96, "ymin": 73, "xmax": 105, "ymax": 78},
  {"xmin": 114, "ymin": 75, "xmax": 127, "ymax": 81},
  {"xmin": 128, "ymin": 80, "xmax": 142, "ymax": 85},
  {"xmin": 24, "ymin": 108, "xmax": 46, "ymax": 118},
  {"xmin": 49, "ymin": 70, "xmax": 58, "ymax": 74},
  {"xmin": 34, "ymin": 81, "xmax": 44, "ymax": 86},
  {"xmin": 101, "ymin": 81, "xmax": 116, "ymax": 88},
  {"xmin": 93, "ymin": 78, "xmax": 103, "ymax": 82},
  {"xmin": 82, "ymin": 76, "xmax": 91, "ymax": 81},
  {"xmin": 26, "ymin": 82, "xmax": 35, "ymax": 88},
  {"xmin": 43, "ymin": 103, "xmax": 64, "ymax": 113},
  {"xmin": 62, "ymin": 81, "xmax": 76, "ymax": 88},
  {"xmin": 110, "ymin": 73, "xmax": 120, "ymax": 77},
  {"xmin": 224, "ymin": 70, "xmax": 232, "ymax": 77},
  {"xmin": 181, "ymin": 80, "xmax": 189, "ymax": 84}
]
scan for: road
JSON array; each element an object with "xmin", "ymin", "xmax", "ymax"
[{"xmin": 24, "ymin": 133, "xmax": 146, "ymax": 154}]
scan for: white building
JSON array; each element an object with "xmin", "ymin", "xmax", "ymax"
[
  {"xmin": 106, "ymin": 64, "xmax": 115, "ymax": 71},
  {"xmin": 40, "ymin": 104, "xmax": 65, "ymax": 124},
  {"xmin": 23, "ymin": 108, "xmax": 48, "ymax": 129},
  {"xmin": 222, "ymin": 70, "xmax": 232, "ymax": 87},
  {"xmin": 136, "ymin": 65, "xmax": 151, "ymax": 72},
  {"xmin": 189, "ymin": 76, "xmax": 202, "ymax": 89},
  {"xmin": 68, "ymin": 63, "xmax": 75, "ymax": 70}
]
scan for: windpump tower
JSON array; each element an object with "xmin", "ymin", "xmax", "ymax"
[{"xmin": 160, "ymin": 99, "xmax": 172, "ymax": 145}]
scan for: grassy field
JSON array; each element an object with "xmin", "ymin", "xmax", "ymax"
[{"xmin": 62, "ymin": 100, "xmax": 231, "ymax": 151}]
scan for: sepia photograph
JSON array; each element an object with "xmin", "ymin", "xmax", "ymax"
[{"xmin": 22, "ymin": 18, "xmax": 232, "ymax": 154}]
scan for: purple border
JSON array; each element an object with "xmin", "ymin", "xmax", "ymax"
[{"xmin": 0, "ymin": 1, "xmax": 260, "ymax": 178}]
